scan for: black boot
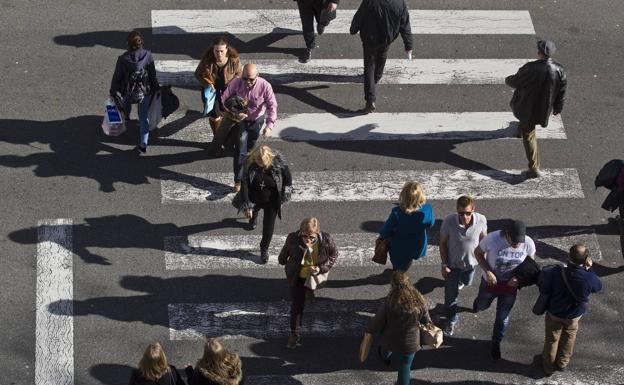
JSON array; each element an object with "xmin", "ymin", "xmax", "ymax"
[
  {"xmin": 260, "ymin": 248, "xmax": 269, "ymax": 264},
  {"xmin": 247, "ymin": 209, "xmax": 259, "ymax": 230}
]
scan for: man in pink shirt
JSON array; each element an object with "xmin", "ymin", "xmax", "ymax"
[{"xmin": 218, "ymin": 63, "xmax": 278, "ymax": 192}]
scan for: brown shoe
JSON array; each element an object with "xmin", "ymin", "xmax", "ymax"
[
  {"xmin": 522, "ymin": 169, "xmax": 541, "ymax": 179},
  {"xmin": 286, "ymin": 333, "xmax": 300, "ymax": 349},
  {"xmin": 233, "ymin": 182, "xmax": 241, "ymax": 193}
]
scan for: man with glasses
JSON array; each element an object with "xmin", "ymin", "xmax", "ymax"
[
  {"xmin": 220, "ymin": 63, "xmax": 278, "ymax": 192},
  {"xmin": 473, "ymin": 219, "xmax": 535, "ymax": 360},
  {"xmin": 439, "ymin": 195, "xmax": 487, "ymax": 336}
]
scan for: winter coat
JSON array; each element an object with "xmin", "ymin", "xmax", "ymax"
[
  {"xmin": 110, "ymin": 48, "xmax": 159, "ymax": 98},
  {"xmin": 349, "ymin": 0, "xmax": 412, "ymax": 51},
  {"xmin": 278, "ymin": 231, "xmax": 339, "ymax": 285},
  {"xmin": 128, "ymin": 366, "xmax": 185, "ymax": 385},
  {"xmin": 505, "ymin": 58, "xmax": 567, "ymax": 127},
  {"xmin": 367, "ymin": 300, "xmax": 432, "ymax": 354},
  {"xmin": 185, "ymin": 360, "xmax": 244, "ymax": 385},
  {"xmin": 233, "ymin": 152, "xmax": 293, "ymax": 218},
  {"xmin": 194, "ymin": 54, "xmax": 242, "ymax": 89},
  {"xmin": 379, "ymin": 204, "xmax": 435, "ymax": 270}
]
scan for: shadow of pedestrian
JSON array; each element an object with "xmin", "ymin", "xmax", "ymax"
[{"xmin": 90, "ymin": 363, "xmax": 134, "ymax": 385}]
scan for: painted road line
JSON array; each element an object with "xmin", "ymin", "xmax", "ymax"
[
  {"xmin": 164, "ymin": 232, "xmax": 601, "ymax": 270},
  {"xmin": 36, "ymin": 219, "xmax": 73, "ymax": 385},
  {"xmin": 160, "ymin": 169, "xmax": 584, "ymax": 204},
  {"xmin": 162, "ymin": 112, "xmax": 566, "ymax": 142},
  {"xmin": 169, "ymin": 300, "xmax": 378, "ymax": 340},
  {"xmin": 156, "ymin": 59, "xmax": 530, "ymax": 86},
  {"xmin": 152, "ymin": 10, "xmax": 535, "ymax": 35}
]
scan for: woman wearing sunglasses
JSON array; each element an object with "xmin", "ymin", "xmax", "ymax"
[{"xmin": 278, "ymin": 217, "xmax": 338, "ymax": 349}]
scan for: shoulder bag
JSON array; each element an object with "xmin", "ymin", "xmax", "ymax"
[
  {"xmin": 372, "ymin": 237, "xmax": 389, "ymax": 265},
  {"xmin": 304, "ymin": 271, "xmax": 329, "ymax": 290},
  {"xmin": 419, "ymin": 322, "xmax": 443, "ymax": 348}
]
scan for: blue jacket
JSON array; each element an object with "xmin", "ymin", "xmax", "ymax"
[
  {"xmin": 379, "ymin": 203, "xmax": 434, "ymax": 270},
  {"xmin": 538, "ymin": 263, "xmax": 602, "ymax": 319}
]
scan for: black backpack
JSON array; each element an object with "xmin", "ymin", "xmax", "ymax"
[{"xmin": 125, "ymin": 68, "xmax": 149, "ymax": 104}]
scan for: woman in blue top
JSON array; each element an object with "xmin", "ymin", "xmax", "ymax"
[{"xmin": 380, "ymin": 181, "xmax": 435, "ymax": 271}]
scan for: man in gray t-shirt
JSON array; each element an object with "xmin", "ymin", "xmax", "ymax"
[{"xmin": 439, "ymin": 195, "xmax": 487, "ymax": 336}]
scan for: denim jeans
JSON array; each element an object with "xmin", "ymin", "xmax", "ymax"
[
  {"xmin": 124, "ymin": 96, "xmax": 151, "ymax": 147},
  {"xmin": 381, "ymin": 349, "xmax": 415, "ymax": 385},
  {"xmin": 444, "ymin": 267, "xmax": 475, "ymax": 324},
  {"xmin": 473, "ymin": 278, "xmax": 517, "ymax": 343},
  {"xmin": 233, "ymin": 116, "xmax": 264, "ymax": 182}
]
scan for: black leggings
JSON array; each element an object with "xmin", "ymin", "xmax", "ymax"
[
  {"xmin": 290, "ymin": 278, "xmax": 309, "ymax": 332},
  {"xmin": 254, "ymin": 203, "xmax": 279, "ymax": 252}
]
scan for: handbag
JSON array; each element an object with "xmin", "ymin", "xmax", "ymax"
[
  {"xmin": 358, "ymin": 332, "xmax": 373, "ymax": 363},
  {"xmin": 304, "ymin": 271, "xmax": 329, "ymax": 290},
  {"xmin": 372, "ymin": 237, "xmax": 389, "ymax": 265},
  {"xmin": 147, "ymin": 91, "xmax": 163, "ymax": 131},
  {"xmin": 419, "ymin": 322, "xmax": 443, "ymax": 348}
]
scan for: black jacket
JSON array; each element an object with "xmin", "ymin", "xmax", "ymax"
[
  {"xmin": 278, "ymin": 231, "xmax": 339, "ymax": 285},
  {"xmin": 110, "ymin": 48, "xmax": 159, "ymax": 98},
  {"xmin": 349, "ymin": 0, "xmax": 412, "ymax": 51},
  {"xmin": 505, "ymin": 58, "xmax": 567, "ymax": 127},
  {"xmin": 595, "ymin": 159, "xmax": 624, "ymax": 211}
]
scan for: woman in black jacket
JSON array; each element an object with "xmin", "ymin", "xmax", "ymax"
[
  {"xmin": 185, "ymin": 338, "xmax": 244, "ymax": 385},
  {"xmin": 128, "ymin": 342, "xmax": 185, "ymax": 385},
  {"xmin": 233, "ymin": 144, "xmax": 292, "ymax": 263}
]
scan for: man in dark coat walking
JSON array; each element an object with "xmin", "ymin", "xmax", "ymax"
[
  {"xmin": 350, "ymin": 0, "xmax": 412, "ymax": 113},
  {"xmin": 294, "ymin": 0, "xmax": 339, "ymax": 63},
  {"xmin": 505, "ymin": 40, "xmax": 567, "ymax": 178}
]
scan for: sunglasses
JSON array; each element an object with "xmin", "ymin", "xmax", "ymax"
[
  {"xmin": 458, "ymin": 211, "xmax": 474, "ymax": 216},
  {"xmin": 243, "ymin": 76, "xmax": 257, "ymax": 84},
  {"xmin": 300, "ymin": 233, "xmax": 317, "ymax": 241}
]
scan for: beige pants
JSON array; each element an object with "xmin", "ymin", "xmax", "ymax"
[
  {"xmin": 519, "ymin": 121, "xmax": 539, "ymax": 171},
  {"xmin": 542, "ymin": 312, "xmax": 581, "ymax": 374}
]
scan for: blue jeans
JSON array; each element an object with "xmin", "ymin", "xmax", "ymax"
[
  {"xmin": 233, "ymin": 116, "xmax": 264, "ymax": 182},
  {"xmin": 473, "ymin": 278, "xmax": 517, "ymax": 343},
  {"xmin": 381, "ymin": 349, "xmax": 415, "ymax": 385},
  {"xmin": 444, "ymin": 267, "xmax": 475, "ymax": 324},
  {"xmin": 124, "ymin": 96, "xmax": 151, "ymax": 147}
]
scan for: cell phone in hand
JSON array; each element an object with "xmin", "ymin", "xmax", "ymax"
[{"xmin": 106, "ymin": 104, "xmax": 123, "ymax": 124}]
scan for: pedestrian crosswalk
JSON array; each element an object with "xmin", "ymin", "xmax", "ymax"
[{"xmin": 144, "ymin": 4, "xmax": 595, "ymax": 383}]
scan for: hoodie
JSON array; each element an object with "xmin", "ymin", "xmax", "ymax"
[{"xmin": 109, "ymin": 48, "xmax": 159, "ymax": 97}]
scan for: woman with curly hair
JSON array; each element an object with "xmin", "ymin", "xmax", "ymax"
[
  {"xmin": 366, "ymin": 271, "xmax": 432, "ymax": 385},
  {"xmin": 185, "ymin": 338, "xmax": 244, "ymax": 385}
]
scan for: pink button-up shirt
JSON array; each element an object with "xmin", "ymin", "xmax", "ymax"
[{"xmin": 221, "ymin": 76, "xmax": 278, "ymax": 128}]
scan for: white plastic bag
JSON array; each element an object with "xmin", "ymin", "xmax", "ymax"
[
  {"xmin": 147, "ymin": 91, "xmax": 163, "ymax": 131},
  {"xmin": 101, "ymin": 99, "xmax": 126, "ymax": 136}
]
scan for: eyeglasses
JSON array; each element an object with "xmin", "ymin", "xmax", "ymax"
[
  {"xmin": 300, "ymin": 233, "xmax": 317, "ymax": 241},
  {"xmin": 243, "ymin": 76, "xmax": 257, "ymax": 85},
  {"xmin": 458, "ymin": 211, "xmax": 474, "ymax": 216}
]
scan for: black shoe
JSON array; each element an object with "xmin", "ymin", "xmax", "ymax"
[
  {"xmin": 134, "ymin": 145, "xmax": 147, "ymax": 154},
  {"xmin": 317, "ymin": 23, "xmax": 326, "ymax": 35},
  {"xmin": 359, "ymin": 101, "xmax": 376, "ymax": 114},
  {"xmin": 247, "ymin": 211, "xmax": 258, "ymax": 230},
  {"xmin": 377, "ymin": 346, "xmax": 391, "ymax": 366},
  {"xmin": 490, "ymin": 341, "xmax": 501, "ymax": 360},
  {"xmin": 300, "ymin": 48, "xmax": 312, "ymax": 63},
  {"xmin": 260, "ymin": 249, "xmax": 269, "ymax": 264}
]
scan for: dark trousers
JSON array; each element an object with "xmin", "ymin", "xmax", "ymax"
[
  {"xmin": 290, "ymin": 277, "xmax": 310, "ymax": 332},
  {"xmin": 296, "ymin": 0, "xmax": 324, "ymax": 49},
  {"xmin": 207, "ymin": 116, "xmax": 237, "ymax": 154},
  {"xmin": 363, "ymin": 43, "xmax": 390, "ymax": 103},
  {"xmin": 233, "ymin": 116, "xmax": 264, "ymax": 182},
  {"xmin": 253, "ymin": 203, "xmax": 279, "ymax": 252}
]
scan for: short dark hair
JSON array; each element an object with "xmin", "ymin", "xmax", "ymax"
[
  {"xmin": 569, "ymin": 244, "xmax": 588, "ymax": 265},
  {"xmin": 127, "ymin": 30, "xmax": 144, "ymax": 51}
]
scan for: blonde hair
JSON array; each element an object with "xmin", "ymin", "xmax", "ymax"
[
  {"xmin": 299, "ymin": 217, "xmax": 320, "ymax": 234},
  {"xmin": 388, "ymin": 271, "xmax": 427, "ymax": 312},
  {"xmin": 247, "ymin": 144, "xmax": 275, "ymax": 169},
  {"xmin": 196, "ymin": 338, "xmax": 242, "ymax": 383},
  {"xmin": 137, "ymin": 342, "xmax": 169, "ymax": 381},
  {"xmin": 399, "ymin": 181, "xmax": 426, "ymax": 214}
]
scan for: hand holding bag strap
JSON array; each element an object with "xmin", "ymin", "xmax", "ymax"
[{"xmin": 560, "ymin": 266, "xmax": 587, "ymax": 304}]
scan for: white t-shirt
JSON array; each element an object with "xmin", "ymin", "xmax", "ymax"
[
  {"xmin": 440, "ymin": 212, "xmax": 487, "ymax": 269},
  {"xmin": 478, "ymin": 230, "xmax": 535, "ymax": 281}
]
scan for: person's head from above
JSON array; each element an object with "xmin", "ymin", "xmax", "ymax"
[
  {"xmin": 537, "ymin": 39, "xmax": 556, "ymax": 59},
  {"xmin": 250, "ymin": 144, "xmax": 274, "ymax": 169},
  {"xmin": 456, "ymin": 195, "xmax": 475, "ymax": 226},
  {"xmin": 299, "ymin": 217, "xmax": 321, "ymax": 247},
  {"xmin": 569, "ymin": 244, "xmax": 590, "ymax": 266},
  {"xmin": 399, "ymin": 181, "xmax": 426, "ymax": 214},
  {"xmin": 242, "ymin": 63, "xmax": 259, "ymax": 88},
  {"xmin": 504, "ymin": 220, "xmax": 526, "ymax": 248},
  {"xmin": 127, "ymin": 30, "xmax": 144, "ymax": 51},
  {"xmin": 388, "ymin": 271, "xmax": 426, "ymax": 311},
  {"xmin": 211, "ymin": 36, "xmax": 232, "ymax": 63},
  {"xmin": 137, "ymin": 342, "xmax": 168, "ymax": 381}
]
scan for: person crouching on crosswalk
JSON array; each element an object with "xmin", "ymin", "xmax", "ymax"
[
  {"xmin": 128, "ymin": 342, "xmax": 185, "ymax": 385},
  {"xmin": 217, "ymin": 63, "xmax": 278, "ymax": 193},
  {"xmin": 232, "ymin": 145, "xmax": 292, "ymax": 263},
  {"xmin": 185, "ymin": 338, "xmax": 244, "ymax": 385},
  {"xmin": 366, "ymin": 271, "xmax": 432, "ymax": 385},
  {"xmin": 379, "ymin": 181, "xmax": 435, "ymax": 271},
  {"xmin": 278, "ymin": 217, "xmax": 339, "ymax": 349}
]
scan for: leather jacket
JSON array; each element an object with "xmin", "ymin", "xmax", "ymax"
[
  {"xmin": 278, "ymin": 231, "xmax": 338, "ymax": 285},
  {"xmin": 194, "ymin": 53, "xmax": 242, "ymax": 89},
  {"xmin": 505, "ymin": 58, "xmax": 567, "ymax": 127}
]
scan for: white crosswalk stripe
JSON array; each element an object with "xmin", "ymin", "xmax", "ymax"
[
  {"xmin": 162, "ymin": 112, "xmax": 567, "ymax": 142},
  {"xmin": 160, "ymin": 169, "xmax": 584, "ymax": 204},
  {"xmin": 164, "ymin": 232, "xmax": 602, "ymax": 270},
  {"xmin": 157, "ymin": 58, "xmax": 531, "ymax": 86},
  {"xmin": 151, "ymin": 9, "xmax": 535, "ymax": 35}
]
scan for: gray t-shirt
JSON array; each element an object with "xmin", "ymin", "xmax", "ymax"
[{"xmin": 440, "ymin": 212, "xmax": 487, "ymax": 269}]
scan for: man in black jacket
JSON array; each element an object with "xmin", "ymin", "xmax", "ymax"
[
  {"xmin": 295, "ymin": 0, "xmax": 339, "ymax": 63},
  {"xmin": 350, "ymin": 0, "xmax": 412, "ymax": 113},
  {"xmin": 505, "ymin": 40, "xmax": 567, "ymax": 178}
]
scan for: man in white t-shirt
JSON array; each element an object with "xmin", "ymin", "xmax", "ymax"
[
  {"xmin": 439, "ymin": 195, "xmax": 487, "ymax": 336},
  {"xmin": 473, "ymin": 219, "xmax": 536, "ymax": 360}
]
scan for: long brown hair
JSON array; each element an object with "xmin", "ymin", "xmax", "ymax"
[
  {"xmin": 137, "ymin": 342, "xmax": 169, "ymax": 381},
  {"xmin": 387, "ymin": 271, "xmax": 427, "ymax": 312},
  {"xmin": 195, "ymin": 338, "xmax": 243, "ymax": 383},
  {"xmin": 202, "ymin": 36, "xmax": 240, "ymax": 62}
]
